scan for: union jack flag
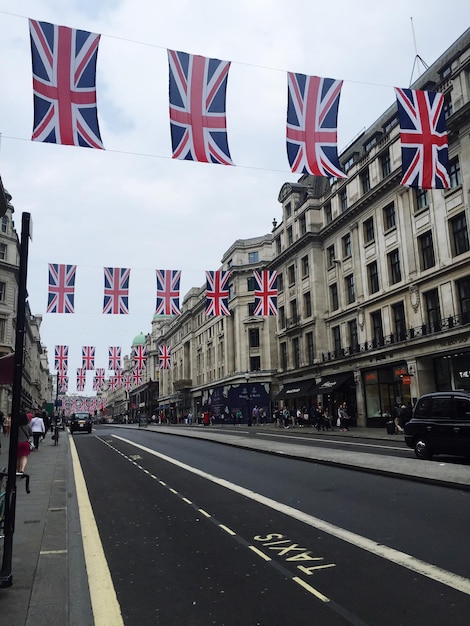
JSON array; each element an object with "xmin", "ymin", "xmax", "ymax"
[
  {"xmin": 54, "ymin": 345, "xmax": 69, "ymax": 372},
  {"xmin": 286, "ymin": 73, "xmax": 345, "ymax": 178},
  {"xmin": 82, "ymin": 346, "xmax": 95, "ymax": 370},
  {"xmin": 394, "ymin": 88, "xmax": 450, "ymax": 189},
  {"xmin": 47, "ymin": 263, "xmax": 77, "ymax": 313},
  {"xmin": 159, "ymin": 345, "xmax": 171, "ymax": 370},
  {"xmin": 108, "ymin": 376, "xmax": 117, "ymax": 391},
  {"xmin": 205, "ymin": 271, "xmax": 231, "ymax": 316},
  {"xmin": 103, "ymin": 267, "xmax": 130, "ymax": 314},
  {"xmin": 93, "ymin": 369, "xmax": 105, "ymax": 391},
  {"xmin": 114, "ymin": 369, "xmax": 123, "ymax": 387},
  {"xmin": 76, "ymin": 368, "xmax": 86, "ymax": 391},
  {"xmin": 253, "ymin": 270, "xmax": 278, "ymax": 316},
  {"xmin": 29, "ymin": 19, "xmax": 103, "ymax": 148},
  {"xmin": 155, "ymin": 270, "xmax": 181, "ymax": 316},
  {"xmin": 123, "ymin": 374, "xmax": 132, "ymax": 391},
  {"xmin": 133, "ymin": 345, "xmax": 147, "ymax": 370},
  {"xmin": 132, "ymin": 368, "xmax": 143, "ymax": 386},
  {"xmin": 108, "ymin": 346, "xmax": 121, "ymax": 370},
  {"xmin": 168, "ymin": 49, "xmax": 233, "ymax": 165},
  {"xmin": 58, "ymin": 374, "xmax": 68, "ymax": 393}
]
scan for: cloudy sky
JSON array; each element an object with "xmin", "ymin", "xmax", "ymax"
[{"xmin": 0, "ymin": 0, "xmax": 468, "ymax": 395}]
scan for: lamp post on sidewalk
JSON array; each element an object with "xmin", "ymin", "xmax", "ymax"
[{"xmin": 1, "ymin": 213, "xmax": 31, "ymax": 588}]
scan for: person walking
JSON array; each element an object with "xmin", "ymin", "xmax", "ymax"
[
  {"xmin": 4, "ymin": 414, "xmax": 11, "ymax": 436},
  {"xmin": 31, "ymin": 411, "xmax": 45, "ymax": 449},
  {"xmin": 17, "ymin": 411, "xmax": 33, "ymax": 472},
  {"xmin": 315, "ymin": 403, "xmax": 326, "ymax": 431},
  {"xmin": 323, "ymin": 407, "xmax": 334, "ymax": 430},
  {"xmin": 338, "ymin": 402, "xmax": 350, "ymax": 431}
]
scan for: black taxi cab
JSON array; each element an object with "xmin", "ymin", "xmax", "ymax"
[
  {"xmin": 404, "ymin": 391, "xmax": 470, "ymax": 460},
  {"xmin": 69, "ymin": 412, "xmax": 93, "ymax": 434}
]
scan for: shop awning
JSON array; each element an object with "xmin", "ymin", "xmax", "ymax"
[
  {"xmin": 310, "ymin": 372, "xmax": 353, "ymax": 395},
  {"xmin": 274, "ymin": 379, "xmax": 315, "ymax": 400}
]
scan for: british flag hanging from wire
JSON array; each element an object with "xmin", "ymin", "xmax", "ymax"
[
  {"xmin": 155, "ymin": 270, "xmax": 181, "ymax": 316},
  {"xmin": 159, "ymin": 345, "xmax": 171, "ymax": 370},
  {"xmin": 133, "ymin": 345, "xmax": 147, "ymax": 370},
  {"xmin": 205, "ymin": 270, "xmax": 231, "ymax": 316},
  {"xmin": 76, "ymin": 368, "xmax": 86, "ymax": 391},
  {"xmin": 47, "ymin": 263, "xmax": 77, "ymax": 313},
  {"xmin": 58, "ymin": 373, "xmax": 68, "ymax": 393},
  {"xmin": 168, "ymin": 49, "xmax": 233, "ymax": 165},
  {"xmin": 123, "ymin": 374, "xmax": 132, "ymax": 391},
  {"xmin": 286, "ymin": 73, "xmax": 346, "ymax": 178},
  {"xmin": 114, "ymin": 369, "xmax": 123, "ymax": 387},
  {"xmin": 108, "ymin": 346, "xmax": 122, "ymax": 370},
  {"xmin": 253, "ymin": 270, "xmax": 278, "ymax": 316},
  {"xmin": 132, "ymin": 368, "xmax": 143, "ymax": 386},
  {"xmin": 108, "ymin": 375, "xmax": 117, "ymax": 391},
  {"xmin": 54, "ymin": 345, "xmax": 69, "ymax": 372},
  {"xmin": 394, "ymin": 88, "xmax": 450, "ymax": 189},
  {"xmin": 82, "ymin": 346, "xmax": 95, "ymax": 370},
  {"xmin": 103, "ymin": 267, "xmax": 130, "ymax": 314},
  {"xmin": 93, "ymin": 368, "xmax": 105, "ymax": 391},
  {"xmin": 29, "ymin": 19, "xmax": 104, "ymax": 149}
]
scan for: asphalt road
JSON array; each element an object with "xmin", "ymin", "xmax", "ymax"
[{"xmin": 73, "ymin": 427, "xmax": 470, "ymax": 625}]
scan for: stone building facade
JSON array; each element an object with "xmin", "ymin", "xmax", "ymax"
[
  {"xmin": 0, "ymin": 182, "xmax": 53, "ymax": 415},
  {"xmin": 104, "ymin": 30, "xmax": 470, "ymax": 428}
]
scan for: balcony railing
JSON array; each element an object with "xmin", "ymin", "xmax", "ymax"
[
  {"xmin": 322, "ymin": 313, "xmax": 470, "ymax": 362},
  {"xmin": 286, "ymin": 315, "xmax": 301, "ymax": 329}
]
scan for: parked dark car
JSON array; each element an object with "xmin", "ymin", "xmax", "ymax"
[
  {"xmin": 69, "ymin": 412, "xmax": 92, "ymax": 434},
  {"xmin": 404, "ymin": 391, "xmax": 470, "ymax": 459}
]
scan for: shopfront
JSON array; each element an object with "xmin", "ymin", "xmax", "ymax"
[
  {"xmin": 434, "ymin": 352, "xmax": 470, "ymax": 391},
  {"xmin": 274, "ymin": 379, "xmax": 316, "ymax": 411},
  {"xmin": 363, "ymin": 362, "xmax": 411, "ymax": 427},
  {"xmin": 310, "ymin": 373, "xmax": 356, "ymax": 425}
]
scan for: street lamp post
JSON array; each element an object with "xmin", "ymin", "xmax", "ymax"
[{"xmin": 245, "ymin": 372, "xmax": 252, "ymax": 426}]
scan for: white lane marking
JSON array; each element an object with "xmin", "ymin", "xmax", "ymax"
[
  {"xmin": 257, "ymin": 432, "xmax": 406, "ymax": 451},
  {"xmin": 70, "ymin": 437, "xmax": 124, "ymax": 625},
  {"xmin": 113, "ymin": 434, "xmax": 470, "ymax": 596}
]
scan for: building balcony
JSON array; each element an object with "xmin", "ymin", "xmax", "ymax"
[{"xmin": 322, "ymin": 313, "xmax": 470, "ymax": 362}]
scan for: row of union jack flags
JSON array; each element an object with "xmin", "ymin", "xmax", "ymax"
[
  {"xmin": 29, "ymin": 18, "xmax": 450, "ymax": 189},
  {"xmin": 55, "ymin": 344, "xmax": 148, "ymax": 372},
  {"xmin": 55, "ymin": 344, "xmax": 172, "ymax": 392},
  {"xmin": 47, "ymin": 266, "xmax": 279, "ymax": 316}
]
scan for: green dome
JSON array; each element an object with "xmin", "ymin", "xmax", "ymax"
[
  {"xmin": 153, "ymin": 313, "xmax": 174, "ymax": 321},
  {"xmin": 132, "ymin": 332, "xmax": 146, "ymax": 346}
]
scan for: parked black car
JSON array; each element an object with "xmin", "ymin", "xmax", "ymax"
[
  {"xmin": 404, "ymin": 391, "xmax": 470, "ymax": 459},
  {"xmin": 69, "ymin": 412, "xmax": 93, "ymax": 434}
]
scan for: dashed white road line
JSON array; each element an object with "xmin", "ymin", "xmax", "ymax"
[{"xmin": 113, "ymin": 433, "xmax": 470, "ymax": 597}]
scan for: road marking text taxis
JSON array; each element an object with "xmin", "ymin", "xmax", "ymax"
[{"xmin": 254, "ymin": 533, "xmax": 336, "ymax": 575}]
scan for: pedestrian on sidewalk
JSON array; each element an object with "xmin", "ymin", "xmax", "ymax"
[
  {"xmin": 315, "ymin": 404, "xmax": 326, "ymax": 431},
  {"xmin": 323, "ymin": 407, "xmax": 334, "ymax": 430},
  {"xmin": 18, "ymin": 411, "xmax": 33, "ymax": 472},
  {"xmin": 31, "ymin": 410, "xmax": 46, "ymax": 449},
  {"xmin": 3, "ymin": 413, "xmax": 11, "ymax": 436},
  {"xmin": 338, "ymin": 402, "xmax": 350, "ymax": 431}
]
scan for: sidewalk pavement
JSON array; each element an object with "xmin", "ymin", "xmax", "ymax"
[
  {"xmin": 138, "ymin": 421, "xmax": 470, "ymax": 490},
  {"xmin": 1, "ymin": 423, "xmax": 469, "ymax": 625},
  {"xmin": 0, "ymin": 430, "xmax": 92, "ymax": 626}
]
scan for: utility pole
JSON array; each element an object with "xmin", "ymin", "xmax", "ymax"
[{"xmin": 0, "ymin": 212, "xmax": 31, "ymax": 587}]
